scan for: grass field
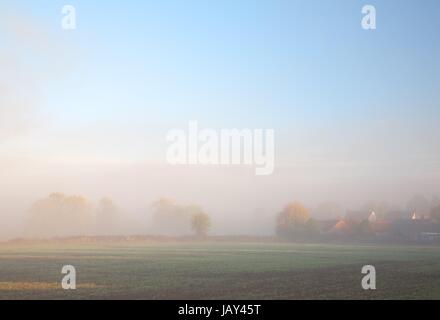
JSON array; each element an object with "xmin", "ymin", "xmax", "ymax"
[{"xmin": 1, "ymin": 241, "xmax": 440, "ymax": 299}]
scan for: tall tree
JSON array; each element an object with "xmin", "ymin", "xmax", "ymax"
[
  {"xmin": 191, "ymin": 212, "xmax": 211, "ymax": 237},
  {"xmin": 276, "ymin": 202, "xmax": 310, "ymax": 239},
  {"xmin": 96, "ymin": 197, "xmax": 118, "ymax": 234},
  {"xmin": 151, "ymin": 198, "xmax": 206, "ymax": 236},
  {"xmin": 431, "ymin": 205, "xmax": 440, "ymax": 223},
  {"xmin": 27, "ymin": 193, "xmax": 93, "ymax": 237}
]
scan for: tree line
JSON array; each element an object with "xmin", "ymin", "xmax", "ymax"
[
  {"xmin": 25, "ymin": 193, "xmax": 211, "ymax": 238},
  {"xmin": 24, "ymin": 192, "xmax": 440, "ymax": 240}
]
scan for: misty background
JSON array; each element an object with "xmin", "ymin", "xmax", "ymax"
[{"xmin": 1, "ymin": 1, "xmax": 439, "ymax": 240}]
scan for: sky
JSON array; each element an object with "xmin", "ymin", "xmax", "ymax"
[{"xmin": 0, "ymin": 0, "xmax": 439, "ymax": 238}]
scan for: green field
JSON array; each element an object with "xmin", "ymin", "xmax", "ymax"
[{"xmin": 1, "ymin": 241, "xmax": 440, "ymax": 299}]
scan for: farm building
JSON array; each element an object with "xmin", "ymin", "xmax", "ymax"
[{"xmin": 389, "ymin": 220, "xmax": 440, "ymax": 242}]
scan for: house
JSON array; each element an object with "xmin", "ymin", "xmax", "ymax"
[
  {"xmin": 345, "ymin": 210, "xmax": 371, "ymax": 222},
  {"xmin": 318, "ymin": 219, "xmax": 340, "ymax": 233},
  {"xmin": 385, "ymin": 210, "xmax": 413, "ymax": 221},
  {"xmin": 329, "ymin": 219, "xmax": 360, "ymax": 237},
  {"xmin": 419, "ymin": 232, "xmax": 440, "ymax": 241},
  {"xmin": 368, "ymin": 211, "xmax": 377, "ymax": 223},
  {"xmin": 333, "ymin": 220, "xmax": 350, "ymax": 233},
  {"xmin": 389, "ymin": 220, "xmax": 440, "ymax": 242}
]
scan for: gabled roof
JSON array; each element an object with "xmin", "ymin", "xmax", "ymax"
[
  {"xmin": 332, "ymin": 220, "xmax": 351, "ymax": 233},
  {"xmin": 345, "ymin": 210, "xmax": 370, "ymax": 221},
  {"xmin": 386, "ymin": 211, "xmax": 413, "ymax": 221}
]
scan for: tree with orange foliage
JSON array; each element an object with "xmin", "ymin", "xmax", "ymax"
[{"xmin": 276, "ymin": 201, "xmax": 311, "ymax": 239}]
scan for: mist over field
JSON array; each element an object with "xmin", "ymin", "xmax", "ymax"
[
  {"xmin": 1, "ymin": 1, "xmax": 440, "ymax": 304},
  {"xmin": 1, "ymin": 163, "xmax": 440, "ymax": 240},
  {"xmin": 1, "ymin": 1, "xmax": 439, "ymax": 241}
]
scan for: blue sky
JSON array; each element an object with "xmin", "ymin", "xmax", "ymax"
[
  {"xmin": 0, "ymin": 0, "xmax": 438, "ymax": 173},
  {"xmin": 4, "ymin": 0, "xmax": 439, "ymax": 130}
]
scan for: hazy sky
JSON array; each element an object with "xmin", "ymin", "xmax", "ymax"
[{"xmin": 0, "ymin": 0, "xmax": 439, "ymax": 238}]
